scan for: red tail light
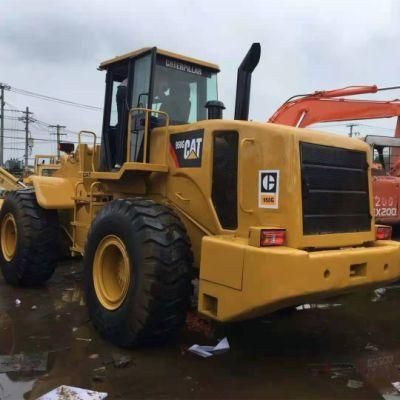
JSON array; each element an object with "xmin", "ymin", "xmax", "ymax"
[
  {"xmin": 260, "ymin": 229, "xmax": 286, "ymax": 246},
  {"xmin": 375, "ymin": 225, "xmax": 392, "ymax": 240}
]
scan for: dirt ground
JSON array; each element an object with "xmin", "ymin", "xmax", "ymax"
[{"xmin": 0, "ymin": 259, "xmax": 400, "ymax": 399}]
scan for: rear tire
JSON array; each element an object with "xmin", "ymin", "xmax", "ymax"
[
  {"xmin": 83, "ymin": 198, "xmax": 193, "ymax": 347},
  {"xmin": 0, "ymin": 190, "xmax": 59, "ymax": 286}
]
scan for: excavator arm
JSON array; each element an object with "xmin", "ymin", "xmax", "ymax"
[{"xmin": 268, "ymin": 85, "xmax": 400, "ymax": 136}]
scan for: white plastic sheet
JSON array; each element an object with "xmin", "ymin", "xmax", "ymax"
[
  {"xmin": 188, "ymin": 337, "xmax": 230, "ymax": 358},
  {"xmin": 37, "ymin": 385, "xmax": 108, "ymax": 400}
]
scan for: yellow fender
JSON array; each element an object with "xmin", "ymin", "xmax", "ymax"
[{"xmin": 30, "ymin": 176, "xmax": 75, "ymax": 209}]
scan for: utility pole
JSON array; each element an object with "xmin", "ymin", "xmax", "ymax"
[
  {"xmin": 347, "ymin": 123, "xmax": 359, "ymax": 138},
  {"xmin": 0, "ymin": 83, "xmax": 11, "ymax": 167},
  {"xmin": 19, "ymin": 107, "xmax": 34, "ymax": 173},
  {"xmin": 49, "ymin": 124, "xmax": 66, "ymax": 160}
]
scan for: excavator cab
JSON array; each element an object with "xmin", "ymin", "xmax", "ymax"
[
  {"xmin": 98, "ymin": 47, "xmax": 219, "ymax": 171},
  {"xmin": 365, "ymin": 135, "xmax": 400, "ymax": 176}
]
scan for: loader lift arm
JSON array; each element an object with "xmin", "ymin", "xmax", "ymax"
[
  {"xmin": 0, "ymin": 167, "xmax": 25, "ymax": 192},
  {"xmin": 268, "ymin": 85, "xmax": 400, "ymax": 136}
]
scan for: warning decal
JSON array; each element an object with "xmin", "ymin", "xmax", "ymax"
[{"xmin": 259, "ymin": 170, "xmax": 280, "ymax": 209}]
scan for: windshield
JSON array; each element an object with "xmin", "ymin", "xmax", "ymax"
[
  {"xmin": 373, "ymin": 145, "xmax": 400, "ymax": 174},
  {"xmin": 152, "ymin": 56, "xmax": 218, "ymax": 124}
]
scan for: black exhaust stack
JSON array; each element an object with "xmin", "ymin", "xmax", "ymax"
[{"xmin": 234, "ymin": 43, "xmax": 261, "ymax": 120}]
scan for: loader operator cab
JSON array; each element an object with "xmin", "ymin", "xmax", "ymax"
[{"xmin": 98, "ymin": 47, "xmax": 219, "ymax": 171}]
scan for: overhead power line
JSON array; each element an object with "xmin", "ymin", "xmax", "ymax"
[{"xmin": 4, "ymin": 84, "xmax": 102, "ymax": 111}]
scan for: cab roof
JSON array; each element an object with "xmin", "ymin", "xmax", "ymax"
[
  {"xmin": 99, "ymin": 47, "xmax": 220, "ymax": 72},
  {"xmin": 365, "ymin": 135, "xmax": 400, "ymax": 148}
]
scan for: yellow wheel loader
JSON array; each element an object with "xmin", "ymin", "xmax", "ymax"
[{"xmin": 1, "ymin": 44, "xmax": 399, "ymax": 347}]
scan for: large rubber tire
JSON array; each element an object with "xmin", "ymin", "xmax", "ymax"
[
  {"xmin": 0, "ymin": 190, "xmax": 59, "ymax": 286},
  {"xmin": 83, "ymin": 198, "xmax": 193, "ymax": 347}
]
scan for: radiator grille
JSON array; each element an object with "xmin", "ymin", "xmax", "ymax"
[{"xmin": 300, "ymin": 142, "xmax": 371, "ymax": 235}]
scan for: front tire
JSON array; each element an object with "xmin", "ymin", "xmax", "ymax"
[
  {"xmin": 83, "ymin": 198, "xmax": 192, "ymax": 347},
  {"xmin": 0, "ymin": 190, "xmax": 59, "ymax": 286}
]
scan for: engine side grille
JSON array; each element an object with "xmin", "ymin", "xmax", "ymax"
[{"xmin": 300, "ymin": 142, "xmax": 371, "ymax": 235}]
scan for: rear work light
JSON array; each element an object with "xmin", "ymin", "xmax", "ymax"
[
  {"xmin": 375, "ymin": 225, "xmax": 392, "ymax": 240},
  {"xmin": 260, "ymin": 229, "xmax": 286, "ymax": 247}
]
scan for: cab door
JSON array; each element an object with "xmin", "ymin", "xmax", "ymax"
[
  {"xmin": 99, "ymin": 62, "xmax": 129, "ymax": 171},
  {"xmin": 100, "ymin": 49, "xmax": 156, "ymax": 170},
  {"xmin": 128, "ymin": 50, "xmax": 155, "ymax": 163}
]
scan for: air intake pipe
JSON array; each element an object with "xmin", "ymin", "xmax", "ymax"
[{"xmin": 234, "ymin": 43, "xmax": 261, "ymax": 120}]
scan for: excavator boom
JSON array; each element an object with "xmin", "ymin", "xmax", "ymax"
[{"xmin": 269, "ymin": 85, "xmax": 400, "ymax": 136}]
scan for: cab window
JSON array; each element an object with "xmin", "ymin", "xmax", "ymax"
[
  {"xmin": 131, "ymin": 54, "xmax": 152, "ymax": 109},
  {"xmin": 152, "ymin": 55, "xmax": 218, "ymax": 124}
]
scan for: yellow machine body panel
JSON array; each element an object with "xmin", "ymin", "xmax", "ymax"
[
  {"xmin": 5, "ymin": 105, "xmax": 398, "ymax": 324},
  {"xmin": 5, "ymin": 44, "xmax": 400, "ymax": 349},
  {"xmin": 29, "ymin": 116, "xmax": 399, "ymax": 322},
  {"xmin": 199, "ymin": 236, "xmax": 400, "ymax": 320},
  {"xmin": 29, "ymin": 176, "xmax": 76, "ymax": 209},
  {"xmin": 10, "ymin": 43, "xmax": 400, "ymax": 325},
  {"xmin": 163, "ymin": 120, "xmax": 375, "ymax": 250}
]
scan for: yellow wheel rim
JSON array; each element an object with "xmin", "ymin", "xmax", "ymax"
[
  {"xmin": 1, "ymin": 213, "xmax": 17, "ymax": 262},
  {"xmin": 93, "ymin": 235, "xmax": 131, "ymax": 311}
]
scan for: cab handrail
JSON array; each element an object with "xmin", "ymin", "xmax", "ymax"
[
  {"xmin": 78, "ymin": 130, "xmax": 97, "ymax": 172},
  {"xmin": 126, "ymin": 108, "xmax": 170, "ymax": 164}
]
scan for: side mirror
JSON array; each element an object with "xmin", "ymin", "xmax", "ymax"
[{"xmin": 59, "ymin": 142, "xmax": 75, "ymax": 154}]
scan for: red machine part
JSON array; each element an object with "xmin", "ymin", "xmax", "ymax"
[{"xmin": 268, "ymin": 85, "xmax": 400, "ymax": 225}]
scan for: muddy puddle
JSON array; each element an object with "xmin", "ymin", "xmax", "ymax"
[{"xmin": 0, "ymin": 259, "xmax": 399, "ymax": 398}]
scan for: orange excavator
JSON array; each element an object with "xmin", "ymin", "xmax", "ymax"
[{"xmin": 269, "ymin": 85, "xmax": 400, "ymax": 225}]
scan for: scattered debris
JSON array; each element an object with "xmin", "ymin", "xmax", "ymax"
[
  {"xmin": 75, "ymin": 337, "xmax": 92, "ymax": 342},
  {"xmin": 37, "ymin": 385, "xmax": 107, "ymax": 400},
  {"xmin": 315, "ymin": 303, "xmax": 342, "ymax": 310},
  {"xmin": 89, "ymin": 353, "xmax": 99, "ymax": 359},
  {"xmin": 371, "ymin": 288, "xmax": 386, "ymax": 302},
  {"xmin": 112, "ymin": 353, "xmax": 132, "ymax": 368},
  {"xmin": 365, "ymin": 343, "xmax": 379, "ymax": 352},
  {"xmin": 188, "ymin": 337, "xmax": 230, "ymax": 358},
  {"xmin": 0, "ymin": 352, "xmax": 48, "ymax": 373},
  {"xmin": 382, "ymin": 393, "xmax": 400, "ymax": 400},
  {"xmin": 296, "ymin": 304, "xmax": 312, "ymax": 310},
  {"xmin": 347, "ymin": 379, "xmax": 364, "ymax": 389},
  {"xmin": 384, "ymin": 284, "xmax": 400, "ymax": 290},
  {"xmin": 308, "ymin": 362, "xmax": 355, "ymax": 376},
  {"xmin": 31, "ymin": 305, "xmax": 37, "ymax": 310},
  {"xmin": 392, "ymin": 381, "xmax": 400, "ymax": 392},
  {"xmin": 92, "ymin": 366, "xmax": 106, "ymax": 382},
  {"xmin": 330, "ymin": 372, "xmax": 344, "ymax": 379},
  {"xmin": 61, "ymin": 288, "xmax": 74, "ymax": 303},
  {"xmin": 29, "ymin": 335, "xmax": 50, "ymax": 340},
  {"xmin": 62, "ymin": 287, "xmax": 83, "ymax": 304},
  {"xmin": 296, "ymin": 303, "xmax": 342, "ymax": 311},
  {"xmin": 72, "ymin": 327, "xmax": 78, "ymax": 332},
  {"xmin": 15, "ymin": 298, "xmax": 21, "ymax": 307}
]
